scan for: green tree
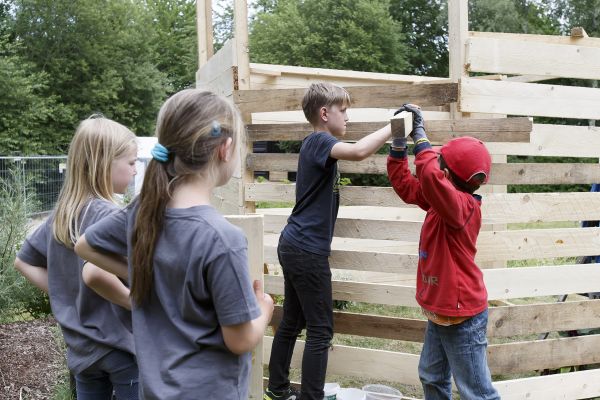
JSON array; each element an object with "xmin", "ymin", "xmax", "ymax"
[
  {"xmin": 146, "ymin": 0, "xmax": 198, "ymax": 92},
  {"xmin": 249, "ymin": 0, "xmax": 410, "ymax": 73},
  {"xmin": 12, "ymin": 0, "xmax": 168, "ymax": 151},
  {"xmin": 388, "ymin": 0, "xmax": 449, "ymax": 76},
  {"xmin": 545, "ymin": 0, "xmax": 600, "ymax": 36},
  {"xmin": 469, "ymin": 0, "xmax": 558, "ymax": 34}
]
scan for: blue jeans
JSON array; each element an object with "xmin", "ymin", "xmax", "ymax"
[
  {"xmin": 75, "ymin": 349, "xmax": 139, "ymax": 400},
  {"xmin": 418, "ymin": 309, "xmax": 500, "ymax": 400},
  {"xmin": 268, "ymin": 236, "xmax": 334, "ymax": 400}
]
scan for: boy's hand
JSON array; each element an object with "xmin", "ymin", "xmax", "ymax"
[{"xmin": 395, "ymin": 104, "xmax": 427, "ymax": 143}]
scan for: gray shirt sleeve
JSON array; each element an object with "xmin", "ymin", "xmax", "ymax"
[
  {"xmin": 206, "ymin": 245, "xmax": 261, "ymax": 326},
  {"xmin": 84, "ymin": 208, "xmax": 128, "ymax": 257},
  {"xmin": 17, "ymin": 220, "xmax": 50, "ymax": 267}
]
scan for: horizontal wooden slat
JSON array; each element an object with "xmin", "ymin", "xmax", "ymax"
[
  {"xmin": 489, "ymin": 334, "xmax": 600, "ymax": 375},
  {"xmin": 265, "ymin": 264, "xmax": 600, "ymax": 305},
  {"xmin": 466, "ymin": 37, "xmax": 600, "ymax": 80},
  {"xmin": 263, "ymin": 336, "xmax": 600, "ymax": 395},
  {"xmin": 460, "ymin": 77, "xmax": 600, "ymax": 120},
  {"xmin": 258, "ymin": 190, "xmax": 600, "ymax": 226},
  {"xmin": 235, "ymin": 82, "xmax": 458, "ymax": 114},
  {"xmin": 247, "ymin": 117, "xmax": 532, "ymax": 143},
  {"xmin": 494, "ymin": 368, "xmax": 600, "ymax": 400},
  {"xmin": 470, "ymin": 30, "xmax": 600, "ymax": 48},
  {"xmin": 263, "ymin": 336, "xmax": 422, "ymax": 386},
  {"xmin": 487, "ymin": 123, "xmax": 600, "ymax": 157},
  {"xmin": 271, "ymin": 306, "xmax": 427, "ymax": 342},
  {"xmin": 489, "ymin": 299, "xmax": 600, "ymax": 338},
  {"xmin": 270, "ymin": 300, "xmax": 600, "ymax": 341},
  {"xmin": 248, "ymin": 153, "xmax": 600, "ymax": 184}
]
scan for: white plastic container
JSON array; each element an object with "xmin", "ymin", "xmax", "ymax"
[
  {"xmin": 337, "ymin": 388, "xmax": 366, "ymax": 400},
  {"xmin": 362, "ymin": 384, "xmax": 402, "ymax": 400},
  {"xmin": 324, "ymin": 382, "xmax": 340, "ymax": 400}
]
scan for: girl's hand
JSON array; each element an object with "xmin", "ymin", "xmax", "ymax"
[{"xmin": 253, "ymin": 279, "xmax": 274, "ymax": 320}]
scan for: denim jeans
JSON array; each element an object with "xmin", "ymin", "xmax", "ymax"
[
  {"xmin": 75, "ymin": 349, "xmax": 139, "ymax": 400},
  {"xmin": 267, "ymin": 237, "xmax": 334, "ymax": 400},
  {"xmin": 418, "ymin": 309, "xmax": 500, "ymax": 400}
]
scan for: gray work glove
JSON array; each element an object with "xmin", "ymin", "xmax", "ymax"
[{"xmin": 394, "ymin": 104, "xmax": 427, "ymax": 143}]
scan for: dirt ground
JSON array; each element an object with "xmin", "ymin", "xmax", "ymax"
[{"xmin": 0, "ymin": 317, "xmax": 65, "ymax": 400}]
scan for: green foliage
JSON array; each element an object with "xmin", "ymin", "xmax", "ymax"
[
  {"xmin": 0, "ymin": 167, "xmax": 50, "ymax": 321},
  {"xmin": 469, "ymin": 0, "xmax": 559, "ymax": 35},
  {"xmin": 11, "ymin": 0, "xmax": 169, "ymax": 151},
  {"xmin": 388, "ymin": 0, "xmax": 449, "ymax": 76},
  {"xmin": 249, "ymin": 0, "xmax": 410, "ymax": 74}
]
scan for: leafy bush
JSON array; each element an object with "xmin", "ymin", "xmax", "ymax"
[{"xmin": 0, "ymin": 167, "xmax": 50, "ymax": 320}]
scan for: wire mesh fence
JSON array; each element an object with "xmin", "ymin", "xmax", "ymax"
[{"xmin": 0, "ymin": 156, "xmax": 67, "ymax": 216}]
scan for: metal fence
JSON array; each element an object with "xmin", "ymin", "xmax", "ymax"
[{"xmin": 0, "ymin": 156, "xmax": 67, "ymax": 216}]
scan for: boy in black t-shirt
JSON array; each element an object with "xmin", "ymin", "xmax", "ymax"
[{"xmin": 264, "ymin": 82, "xmax": 393, "ymax": 400}]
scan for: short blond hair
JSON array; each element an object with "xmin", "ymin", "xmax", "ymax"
[{"xmin": 302, "ymin": 82, "xmax": 351, "ymax": 125}]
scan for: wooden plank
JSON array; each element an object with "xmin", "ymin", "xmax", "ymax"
[
  {"xmin": 488, "ymin": 300, "xmax": 600, "ymax": 338},
  {"xmin": 470, "ymin": 30, "xmax": 600, "ymax": 48},
  {"xmin": 226, "ymin": 215, "xmax": 264, "ymax": 400},
  {"xmin": 477, "ymin": 227, "xmax": 600, "ymax": 262},
  {"xmin": 264, "ymin": 274, "xmax": 419, "ymax": 307},
  {"xmin": 489, "ymin": 334, "xmax": 600, "ymax": 375},
  {"xmin": 263, "ymin": 336, "xmax": 422, "ymax": 386},
  {"xmin": 249, "ymin": 63, "xmax": 446, "ymax": 83},
  {"xmin": 247, "ymin": 117, "xmax": 532, "ymax": 143},
  {"xmin": 251, "ymin": 109, "xmax": 451, "ymax": 124},
  {"xmin": 494, "ymin": 369, "xmax": 600, "ymax": 400},
  {"xmin": 448, "ymin": 0, "xmax": 469, "ymax": 120},
  {"xmin": 466, "ymin": 37, "xmax": 600, "ymax": 81},
  {"xmin": 197, "ymin": 39, "xmax": 236, "ymax": 84},
  {"xmin": 270, "ymin": 300, "xmax": 600, "ymax": 341},
  {"xmin": 212, "ymin": 176, "xmax": 244, "ymax": 214},
  {"xmin": 266, "ymin": 263, "xmax": 600, "ymax": 304},
  {"xmin": 487, "ymin": 123, "xmax": 600, "ymax": 157},
  {"xmin": 460, "ymin": 77, "xmax": 600, "ymax": 120},
  {"xmin": 247, "ymin": 153, "xmax": 600, "ymax": 184},
  {"xmin": 270, "ymin": 306, "xmax": 427, "ymax": 342},
  {"xmin": 233, "ymin": 0, "xmax": 250, "ymax": 91},
  {"xmin": 234, "ymin": 83, "xmax": 458, "ymax": 114},
  {"xmin": 484, "ymin": 264, "xmax": 600, "ymax": 300},
  {"xmin": 196, "ymin": 0, "xmax": 213, "ymax": 67}
]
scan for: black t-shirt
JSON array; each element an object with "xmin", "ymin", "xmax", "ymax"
[{"xmin": 282, "ymin": 131, "xmax": 340, "ymax": 256}]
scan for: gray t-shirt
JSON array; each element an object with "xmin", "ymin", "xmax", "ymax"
[
  {"xmin": 84, "ymin": 203, "xmax": 261, "ymax": 400},
  {"xmin": 16, "ymin": 199, "xmax": 135, "ymax": 374}
]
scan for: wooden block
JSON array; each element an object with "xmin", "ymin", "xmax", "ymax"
[{"xmin": 571, "ymin": 27, "xmax": 589, "ymax": 38}]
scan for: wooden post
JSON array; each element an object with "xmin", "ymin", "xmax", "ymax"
[
  {"xmin": 197, "ymin": 0, "xmax": 213, "ymax": 68},
  {"xmin": 233, "ymin": 0, "xmax": 256, "ymax": 214},
  {"xmin": 226, "ymin": 214, "xmax": 265, "ymax": 400},
  {"xmin": 448, "ymin": 0, "xmax": 468, "ymax": 119}
]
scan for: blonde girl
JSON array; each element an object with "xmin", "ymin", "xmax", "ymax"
[
  {"xmin": 14, "ymin": 115, "xmax": 139, "ymax": 400},
  {"xmin": 75, "ymin": 90, "xmax": 274, "ymax": 400}
]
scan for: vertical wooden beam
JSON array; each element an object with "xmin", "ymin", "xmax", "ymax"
[
  {"xmin": 233, "ymin": 0, "xmax": 255, "ymax": 213},
  {"xmin": 448, "ymin": 0, "xmax": 468, "ymax": 119},
  {"xmin": 226, "ymin": 215, "xmax": 265, "ymax": 400},
  {"xmin": 197, "ymin": 0, "xmax": 214, "ymax": 68}
]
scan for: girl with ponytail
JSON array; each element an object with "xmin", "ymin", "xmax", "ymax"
[{"xmin": 75, "ymin": 90, "xmax": 273, "ymax": 400}]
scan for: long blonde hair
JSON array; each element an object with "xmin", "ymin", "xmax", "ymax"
[
  {"xmin": 52, "ymin": 116, "xmax": 137, "ymax": 248},
  {"xmin": 130, "ymin": 89, "xmax": 244, "ymax": 306}
]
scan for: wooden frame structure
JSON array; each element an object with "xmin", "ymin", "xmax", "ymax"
[{"xmin": 197, "ymin": 1, "xmax": 600, "ymax": 398}]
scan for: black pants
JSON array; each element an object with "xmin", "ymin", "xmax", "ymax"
[{"xmin": 267, "ymin": 237, "xmax": 334, "ymax": 400}]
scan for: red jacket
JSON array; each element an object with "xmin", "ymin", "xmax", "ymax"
[{"xmin": 387, "ymin": 147, "xmax": 488, "ymax": 317}]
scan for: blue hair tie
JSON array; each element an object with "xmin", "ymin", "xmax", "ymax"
[
  {"xmin": 211, "ymin": 121, "xmax": 221, "ymax": 137},
  {"xmin": 151, "ymin": 143, "xmax": 169, "ymax": 163}
]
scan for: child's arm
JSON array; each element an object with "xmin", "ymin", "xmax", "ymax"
[
  {"xmin": 14, "ymin": 257, "xmax": 49, "ymax": 293},
  {"xmin": 330, "ymin": 123, "xmax": 391, "ymax": 161},
  {"xmin": 82, "ymin": 263, "xmax": 131, "ymax": 310},
  {"xmin": 75, "ymin": 234, "xmax": 129, "ymax": 280},
  {"xmin": 221, "ymin": 280, "xmax": 274, "ymax": 355}
]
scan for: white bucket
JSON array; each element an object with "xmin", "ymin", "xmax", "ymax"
[
  {"xmin": 362, "ymin": 384, "xmax": 402, "ymax": 400},
  {"xmin": 323, "ymin": 382, "xmax": 340, "ymax": 400},
  {"xmin": 337, "ymin": 388, "xmax": 366, "ymax": 400}
]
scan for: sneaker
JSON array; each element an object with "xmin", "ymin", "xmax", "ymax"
[{"xmin": 263, "ymin": 387, "xmax": 300, "ymax": 400}]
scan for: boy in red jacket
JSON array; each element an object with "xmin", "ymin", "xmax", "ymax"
[{"xmin": 387, "ymin": 104, "xmax": 500, "ymax": 400}]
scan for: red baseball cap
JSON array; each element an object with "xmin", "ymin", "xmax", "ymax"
[{"xmin": 439, "ymin": 137, "xmax": 491, "ymax": 184}]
